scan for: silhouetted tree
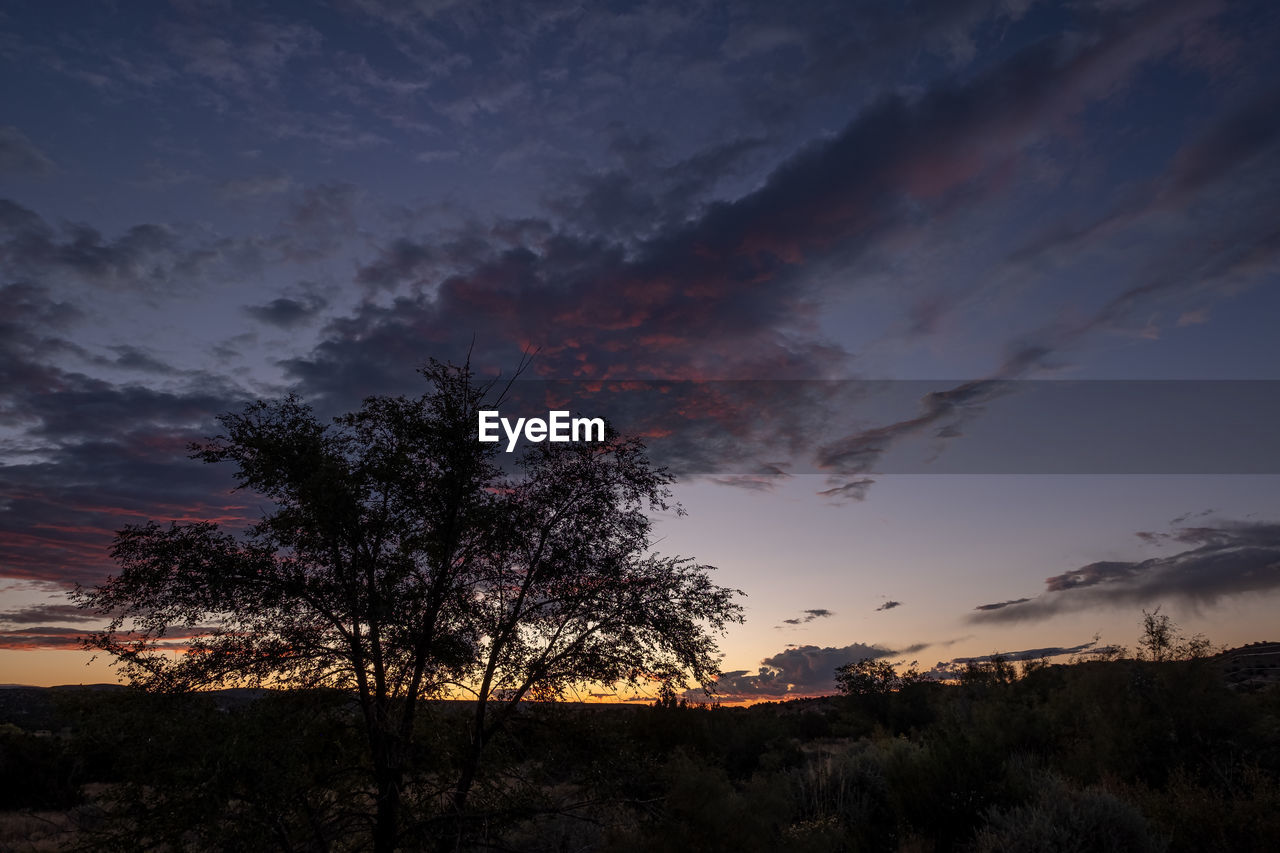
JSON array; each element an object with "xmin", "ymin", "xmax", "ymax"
[
  {"xmin": 958, "ymin": 653, "xmax": 1018, "ymax": 690},
  {"xmin": 1138, "ymin": 607, "xmax": 1176, "ymax": 662},
  {"xmin": 73, "ymin": 359, "xmax": 743, "ymax": 852},
  {"xmin": 1137, "ymin": 607, "xmax": 1215, "ymax": 664},
  {"xmin": 834, "ymin": 657, "xmax": 922, "ymax": 697}
]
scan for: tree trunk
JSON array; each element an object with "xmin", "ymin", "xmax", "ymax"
[
  {"xmin": 362, "ymin": 696, "xmax": 403, "ymax": 853},
  {"xmin": 373, "ymin": 763, "xmax": 401, "ymax": 853},
  {"xmin": 438, "ymin": 732, "xmax": 483, "ymax": 853},
  {"xmin": 452, "ymin": 744, "xmax": 479, "ymax": 815}
]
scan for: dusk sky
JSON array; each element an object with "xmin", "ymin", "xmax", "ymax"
[{"xmin": 2, "ymin": 0, "xmax": 1279, "ymax": 698}]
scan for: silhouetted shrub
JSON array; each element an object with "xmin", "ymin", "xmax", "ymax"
[
  {"xmin": 1130, "ymin": 764, "xmax": 1280, "ymax": 853},
  {"xmin": 975, "ymin": 776, "xmax": 1164, "ymax": 853}
]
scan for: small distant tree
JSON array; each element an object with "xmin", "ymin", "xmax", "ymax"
[
  {"xmin": 1138, "ymin": 607, "xmax": 1176, "ymax": 662},
  {"xmin": 73, "ymin": 359, "xmax": 744, "ymax": 852},
  {"xmin": 1175, "ymin": 631, "xmax": 1214, "ymax": 660},
  {"xmin": 959, "ymin": 653, "xmax": 1017, "ymax": 687},
  {"xmin": 1020, "ymin": 656, "xmax": 1050, "ymax": 678},
  {"xmin": 1137, "ymin": 607, "xmax": 1214, "ymax": 662}
]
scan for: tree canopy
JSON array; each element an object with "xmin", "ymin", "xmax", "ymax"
[{"xmin": 73, "ymin": 360, "xmax": 743, "ymax": 851}]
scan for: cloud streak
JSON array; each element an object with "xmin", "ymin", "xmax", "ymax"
[
  {"xmin": 779, "ymin": 608, "xmax": 836, "ymax": 626},
  {"xmin": 971, "ymin": 521, "xmax": 1280, "ymax": 623}
]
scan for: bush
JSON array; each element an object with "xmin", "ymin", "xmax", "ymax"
[
  {"xmin": 975, "ymin": 777, "xmax": 1164, "ymax": 853},
  {"xmin": 1130, "ymin": 765, "xmax": 1280, "ymax": 853},
  {"xmin": 786, "ymin": 738, "xmax": 903, "ymax": 850}
]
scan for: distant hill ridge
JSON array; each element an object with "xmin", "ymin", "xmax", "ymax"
[
  {"xmin": 1217, "ymin": 640, "xmax": 1280, "ymax": 691},
  {"xmin": 0, "ymin": 643, "xmax": 1276, "ymax": 730}
]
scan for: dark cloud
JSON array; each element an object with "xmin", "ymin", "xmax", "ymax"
[
  {"xmin": 0, "ymin": 198, "xmax": 253, "ymax": 294},
  {"xmin": 707, "ymin": 464, "xmax": 792, "ymax": 492},
  {"xmin": 973, "ymin": 597, "xmax": 1031, "ymax": 612},
  {"xmin": 922, "ymin": 640, "xmax": 1101, "ymax": 679},
  {"xmin": 0, "ymin": 280, "xmax": 81, "ymax": 330},
  {"xmin": 817, "ymin": 479, "xmax": 877, "ymax": 504},
  {"xmin": 3, "ymin": 216, "xmax": 178, "ymax": 288},
  {"xmin": 1167, "ymin": 87, "xmax": 1280, "ymax": 198},
  {"xmin": 0, "ymin": 625, "xmax": 207, "ymax": 650},
  {"xmin": 1045, "ymin": 561, "xmax": 1139, "ymax": 592},
  {"xmin": 702, "ymin": 642, "xmax": 894, "ymax": 699},
  {"xmin": 243, "ymin": 292, "xmax": 330, "ymax": 329},
  {"xmin": 875, "ymin": 600, "xmax": 902, "ymax": 612},
  {"xmin": 0, "ymin": 182, "xmax": 354, "ymax": 310},
  {"xmin": 0, "ymin": 627, "xmax": 86, "ymax": 650},
  {"xmin": 355, "ymin": 237, "xmax": 436, "ymax": 291},
  {"xmin": 0, "ymin": 281, "xmax": 255, "ymax": 586},
  {"xmin": 0, "ymin": 425, "xmax": 256, "ymax": 587},
  {"xmin": 104, "ymin": 346, "xmax": 178, "ymax": 374},
  {"xmin": 1171, "ymin": 523, "xmax": 1280, "ymax": 548},
  {"xmin": 971, "ymin": 521, "xmax": 1280, "ymax": 623},
  {"xmin": 951, "ymin": 641, "xmax": 1097, "ymax": 665},
  {"xmin": 780, "ymin": 608, "xmax": 835, "ymax": 626},
  {"xmin": 1168, "ymin": 508, "xmax": 1214, "ymax": 527},
  {"xmin": 813, "ymin": 358, "xmax": 1045, "ymax": 495},
  {"xmin": 0, "ymin": 603, "xmax": 103, "ymax": 625}
]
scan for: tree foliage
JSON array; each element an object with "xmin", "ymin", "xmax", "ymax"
[
  {"xmin": 73, "ymin": 359, "xmax": 743, "ymax": 851},
  {"xmin": 833, "ymin": 657, "xmax": 923, "ymax": 697},
  {"xmin": 1138, "ymin": 606, "xmax": 1214, "ymax": 662}
]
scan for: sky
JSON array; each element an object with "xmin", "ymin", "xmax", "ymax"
[{"xmin": 1, "ymin": 0, "xmax": 1279, "ymax": 699}]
